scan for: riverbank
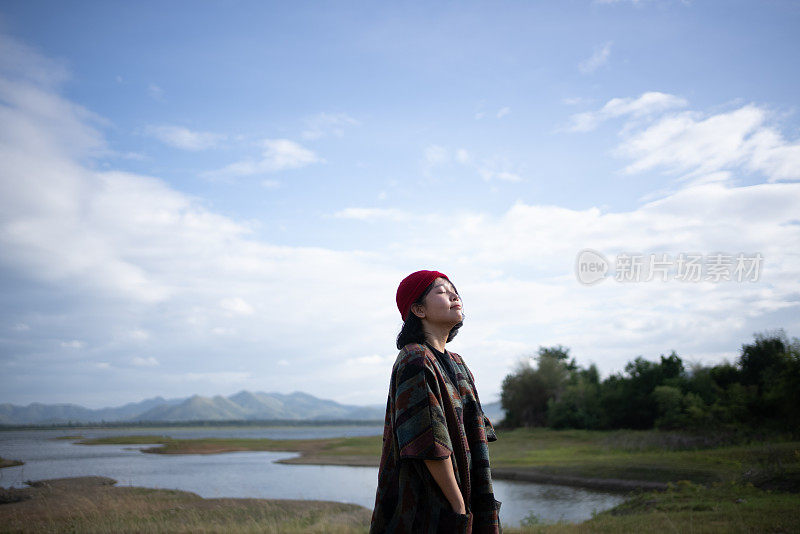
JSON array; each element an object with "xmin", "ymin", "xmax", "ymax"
[
  {"xmin": 507, "ymin": 480, "xmax": 800, "ymax": 533},
  {"xmin": 0, "ymin": 457, "xmax": 23, "ymax": 469},
  {"xmin": 0, "ymin": 476, "xmax": 370, "ymax": 533},
  {"xmin": 74, "ymin": 428, "xmax": 800, "ymax": 492},
  {"xmin": 2, "ymin": 476, "xmax": 798, "ymax": 533}
]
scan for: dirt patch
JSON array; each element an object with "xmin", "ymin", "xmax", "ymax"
[
  {"xmin": 277, "ymin": 454, "xmax": 380, "ymax": 467},
  {"xmin": 490, "ymin": 467, "xmax": 668, "ymax": 492}
]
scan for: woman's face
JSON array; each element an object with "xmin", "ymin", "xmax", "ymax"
[{"xmin": 416, "ymin": 277, "xmax": 462, "ymax": 326}]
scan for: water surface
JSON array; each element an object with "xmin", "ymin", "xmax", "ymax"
[{"xmin": 0, "ymin": 427, "xmax": 624, "ymax": 527}]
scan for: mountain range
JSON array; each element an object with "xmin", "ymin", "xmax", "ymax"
[
  {"xmin": 0, "ymin": 391, "xmax": 382, "ymax": 425},
  {"xmin": 0, "ymin": 389, "xmax": 507, "ymax": 426}
]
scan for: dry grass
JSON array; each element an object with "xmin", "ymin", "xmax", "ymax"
[
  {"xmin": 0, "ymin": 476, "xmax": 371, "ymax": 533},
  {"xmin": 58, "ymin": 429, "xmax": 800, "ymax": 532},
  {"xmin": 76, "ymin": 434, "xmax": 383, "ymax": 467}
]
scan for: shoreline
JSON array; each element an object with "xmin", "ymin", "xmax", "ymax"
[
  {"xmin": 0, "ymin": 457, "xmax": 24, "ymax": 469},
  {"xmin": 279, "ymin": 455, "xmax": 666, "ymax": 492},
  {"xmin": 58, "ymin": 428, "xmax": 800, "ymax": 495},
  {"xmin": 74, "ymin": 435, "xmax": 665, "ymax": 493},
  {"xmin": 3, "ymin": 474, "xmax": 797, "ymax": 533},
  {"xmin": 6, "ymin": 430, "xmax": 798, "ymax": 532}
]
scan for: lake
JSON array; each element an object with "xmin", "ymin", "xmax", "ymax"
[{"xmin": 0, "ymin": 426, "xmax": 625, "ymax": 527}]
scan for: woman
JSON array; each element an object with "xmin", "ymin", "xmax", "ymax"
[{"xmin": 370, "ymin": 270, "xmax": 501, "ymax": 534}]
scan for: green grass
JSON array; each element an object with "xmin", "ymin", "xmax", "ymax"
[
  {"xmin": 73, "ymin": 434, "xmax": 383, "ymax": 465},
  {"xmin": 64, "ymin": 429, "xmax": 800, "ymax": 532},
  {"xmin": 488, "ymin": 428, "xmax": 800, "ymax": 487},
  {"xmin": 74, "ymin": 429, "xmax": 800, "ymax": 487},
  {"xmin": 504, "ymin": 481, "xmax": 800, "ymax": 533}
]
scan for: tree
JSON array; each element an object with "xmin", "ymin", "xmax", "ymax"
[
  {"xmin": 599, "ymin": 352, "xmax": 685, "ymax": 429},
  {"xmin": 500, "ymin": 346, "xmax": 571, "ymax": 427},
  {"xmin": 547, "ymin": 364, "xmax": 602, "ymax": 429},
  {"xmin": 739, "ymin": 329, "xmax": 788, "ymax": 390}
]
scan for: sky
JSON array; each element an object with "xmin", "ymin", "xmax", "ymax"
[{"xmin": 1, "ymin": 0, "xmax": 799, "ymax": 409}]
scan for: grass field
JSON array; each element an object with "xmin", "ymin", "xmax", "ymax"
[
  {"xmin": 11, "ymin": 428, "xmax": 797, "ymax": 532},
  {"xmin": 0, "ymin": 476, "xmax": 370, "ymax": 533},
  {"xmin": 506, "ymin": 481, "xmax": 800, "ymax": 534},
  {"xmin": 76, "ymin": 428, "xmax": 800, "ymax": 490},
  {"xmin": 74, "ymin": 433, "xmax": 382, "ymax": 466}
]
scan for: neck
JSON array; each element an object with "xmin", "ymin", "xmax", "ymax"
[{"xmin": 421, "ymin": 321, "xmax": 450, "ymax": 353}]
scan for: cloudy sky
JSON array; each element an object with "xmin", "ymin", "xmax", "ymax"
[{"xmin": 1, "ymin": 1, "xmax": 799, "ymax": 409}]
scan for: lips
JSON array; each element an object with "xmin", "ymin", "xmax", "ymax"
[{"xmin": 451, "ymin": 305, "xmax": 462, "ymax": 310}]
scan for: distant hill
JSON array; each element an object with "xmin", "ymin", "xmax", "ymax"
[
  {"xmin": 0, "ymin": 391, "xmax": 385, "ymax": 425},
  {"xmin": 481, "ymin": 401, "xmax": 506, "ymax": 427},
  {"xmin": 0, "ymin": 395, "xmax": 185, "ymax": 425},
  {"xmin": 0, "ymin": 392, "xmax": 504, "ymax": 426}
]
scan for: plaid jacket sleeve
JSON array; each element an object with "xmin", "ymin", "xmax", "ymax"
[
  {"xmin": 466, "ymin": 364, "xmax": 498, "ymax": 443},
  {"xmin": 393, "ymin": 352, "xmax": 454, "ymax": 460}
]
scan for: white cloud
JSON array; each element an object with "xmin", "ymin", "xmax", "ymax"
[
  {"xmin": 478, "ymin": 169, "xmax": 522, "ymax": 183},
  {"xmin": 612, "ymin": 103, "xmax": 800, "ymax": 183},
  {"xmin": 210, "ymin": 326, "xmax": 235, "ymax": 336},
  {"xmin": 145, "ymin": 124, "xmax": 224, "ymax": 151},
  {"xmin": 210, "ymin": 138, "xmax": 320, "ymax": 177},
  {"xmin": 562, "ymin": 97, "xmax": 590, "ymax": 106},
  {"xmin": 12, "ymin": 323, "xmax": 30, "ymax": 331},
  {"xmin": 1, "ymin": 37, "xmax": 798, "ymax": 409},
  {"xmin": 128, "ymin": 329, "xmax": 150, "ymax": 341},
  {"xmin": 746, "ymin": 127, "xmax": 800, "ymax": 181},
  {"xmin": 333, "ymin": 207, "xmax": 408, "ymax": 221},
  {"xmin": 569, "ymin": 92, "xmax": 800, "ymax": 184},
  {"xmin": 579, "ymin": 41, "xmax": 612, "ymax": 74},
  {"xmin": 301, "ymin": 112, "xmax": 359, "ymax": 140},
  {"xmin": 424, "ymin": 145, "xmax": 523, "ymax": 182},
  {"xmin": 182, "ymin": 371, "xmax": 253, "ymax": 383},
  {"xmin": 424, "ymin": 144, "xmax": 449, "ymax": 165},
  {"xmin": 0, "ymin": 34, "xmax": 69, "ymax": 87},
  {"xmin": 61, "ymin": 340, "xmax": 86, "ymax": 349},
  {"xmin": 147, "ymin": 83, "xmax": 164, "ymax": 102},
  {"xmin": 345, "ymin": 354, "xmax": 395, "ymax": 366},
  {"xmin": 132, "ymin": 356, "xmax": 159, "ymax": 367},
  {"xmin": 220, "ymin": 297, "xmax": 255, "ymax": 316},
  {"xmin": 474, "ymin": 106, "xmax": 511, "ymax": 120},
  {"xmin": 567, "ymin": 91, "xmax": 688, "ymax": 132}
]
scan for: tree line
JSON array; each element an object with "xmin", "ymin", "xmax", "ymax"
[{"xmin": 499, "ymin": 329, "xmax": 799, "ymax": 433}]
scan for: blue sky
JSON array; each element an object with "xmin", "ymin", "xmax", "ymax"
[{"xmin": 1, "ymin": 1, "xmax": 799, "ymax": 408}]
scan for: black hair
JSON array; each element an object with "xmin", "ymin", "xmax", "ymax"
[{"xmin": 396, "ymin": 279, "xmax": 464, "ymax": 350}]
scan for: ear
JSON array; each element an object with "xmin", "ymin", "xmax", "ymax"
[{"xmin": 410, "ymin": 302, "xmax": 426, "ymax": 319}]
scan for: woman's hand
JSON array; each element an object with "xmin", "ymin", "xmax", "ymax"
[{"xmin": 423, "ymin": 456, "xmax": 466, "ymax": 515}]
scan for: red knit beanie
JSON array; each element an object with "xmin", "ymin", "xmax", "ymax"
[{"xmin": 396, "ymin": 270, "xmax": 451, "ymax": 322}]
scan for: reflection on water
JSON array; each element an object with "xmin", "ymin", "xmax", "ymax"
[{"xmin": 0, "ymin": 428, "xmax": 625, "ymax": 527}]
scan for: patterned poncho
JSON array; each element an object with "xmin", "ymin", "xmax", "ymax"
[{"xmin": 369, "ymin": 342, "xmax": 502, "ymax": 534}]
